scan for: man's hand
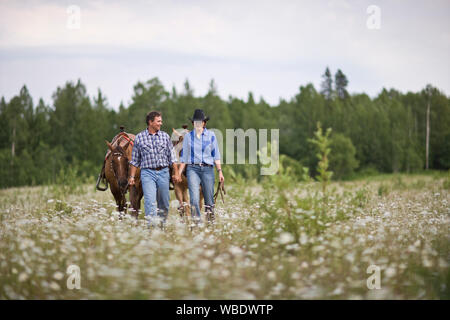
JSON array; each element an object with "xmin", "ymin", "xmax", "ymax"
[
  {"xmin": 218, "ymin": 171, "xmax": 224, "ymax": 183},
  {"xmin": 173, "ymin": 174, "xmax": 182, "ymax": 183},
  {"xmin": 129, "ymin": 165, "xmax": 138, "ymax": 186}
]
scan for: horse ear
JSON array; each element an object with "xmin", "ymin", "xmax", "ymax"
[
  {"xmin": 173, "ymin": 128, "xmax": 182, "ymax": 137},
  {"xmin": 123, "ymin": 141, "xmax": 130, "ymax": 151},
  {"xmin": 106, "ymin": 141, "xmax": 114, "ymax": 152}
]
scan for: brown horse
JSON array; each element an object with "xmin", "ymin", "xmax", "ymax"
[
  {"xmin": 104, "ymin": 132, "xmax": 143, "ymax": 218},
  {"xmin": 172, "ymin": 127, "xmax": 203, "ymax": 223}
]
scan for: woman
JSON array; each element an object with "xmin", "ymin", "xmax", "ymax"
[{"xmin": 173, "ymin": 109, "xmax": 224, "ymax": 224}]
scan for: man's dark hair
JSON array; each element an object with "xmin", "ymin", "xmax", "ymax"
[{"xmin": 146, "ymin": 111, "xmax": 162, "ymax": 125}]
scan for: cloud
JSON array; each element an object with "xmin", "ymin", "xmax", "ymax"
[{"xmin": 0, "ymin": 0, "xmax": 448, "ymax": 107}]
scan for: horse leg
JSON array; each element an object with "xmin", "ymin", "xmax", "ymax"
[
  {"xmin": 138, "ymin": 185, "xmax": 144, "ymax": 217},
  {"xmin": 174, "ymin": 185, "xmax": 185, "ymax": 220},
  {"xmin": 199, "ymin": 185, "xmax": 204, "ymax": 212},
  {"xmin": 129, "ymin": 185, "xmax": 141, "ymax": 219},
  {"xmin": 117, "ymin": 195, "xmax": 126, "ymax": 219},
  {"xmin": 110, "ymin": 189, "xmax": 122, "ymax": 215},
  {"xmin": 181, "ymin": 187, "xmax": 190, "ymax": 224},
  {"xmin": 129, "ymin": 186, "xmax": 137, "ymax": 218},
  {"xmin": 123, "ymin": 195, "xmax": 128, "ymax": 215}
]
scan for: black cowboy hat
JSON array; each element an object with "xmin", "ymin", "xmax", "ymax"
[{"xmin": 189, "ymin": 109, "xmax": 210, "ymax": 122}]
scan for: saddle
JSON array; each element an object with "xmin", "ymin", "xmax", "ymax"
[{"xmin": 105, "ymin": 131, "xmax": 135, "ymax": 161}]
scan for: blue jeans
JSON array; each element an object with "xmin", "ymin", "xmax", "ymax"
[
  {"xmin": 186, "ymin": 165, "xmax": 215, "ymax": 221},
  {"xmin": 140, "ymin": 167, "xmax": 170, "ymax": 226}
]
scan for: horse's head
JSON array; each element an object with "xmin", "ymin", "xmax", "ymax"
[
  {"xmin": 106, "ymin": 140, "xmax": 130, "ymax": 193},
  {"xmin": 172, "ymin": 128, "xmax": 184, "ymax": 147},
  {"xmin": 172, "ymin": 127, "xmax": 190, "ymax": 162}
]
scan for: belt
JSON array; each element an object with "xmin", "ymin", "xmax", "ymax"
[
  {"xmin": 150, "ymin": 166, "xmax": 168, "ymax": 171},
  {"xmin": 190, "ymin": 163, "xmax": 213, "ymax": 167}
]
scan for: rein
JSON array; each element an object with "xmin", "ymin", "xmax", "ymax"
[{"xmin": 214, "ymin": 181, "xmax": 226, "ymax": 204}]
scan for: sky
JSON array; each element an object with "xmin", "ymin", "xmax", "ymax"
[{"xmin": 0, "ymin": 0, "xmax": 449, "ymax": 109}]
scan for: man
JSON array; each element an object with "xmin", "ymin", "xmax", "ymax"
[
  {"xmin": 174, "ymin": 109, "xmax": 225, "ymax": 224},
  {"xmin": 128, "ymin": 111, "xmax": 174, "ymax": 227}
]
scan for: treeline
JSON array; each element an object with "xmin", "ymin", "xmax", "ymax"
[{"xmin": 1, "ymin": 68, "xmax": 449, "ymax": 188}]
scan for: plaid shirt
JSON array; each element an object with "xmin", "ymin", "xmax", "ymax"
[{"xmin": 130, "ymin": 129, "xmax": 174, "ymax": 169}]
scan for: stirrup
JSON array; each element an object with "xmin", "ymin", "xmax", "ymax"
[{"xmin": 96, "ymin": 173, "xmax": 108, "ymax": 191}]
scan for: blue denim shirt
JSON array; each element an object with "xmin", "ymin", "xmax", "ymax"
[{"xmin": 180, "ymin": 128, "xmax": 220, "ymax": 165}]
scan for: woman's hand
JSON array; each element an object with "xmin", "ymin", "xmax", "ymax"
[{"xmin": 173, "ymin": 174, "xmax": 182, "ymax": 183}]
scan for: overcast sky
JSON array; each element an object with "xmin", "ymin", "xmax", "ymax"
[{"xmin": 0, "ymin": 0, "xmax": 449, "ymax": 109}]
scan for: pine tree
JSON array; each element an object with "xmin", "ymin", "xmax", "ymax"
[
  {"xmin": 335, "ymin": 69, "xmax": 349, "ymax": 99},
  {"xmin": 208, "ymin": 79, "xmax": 218, "ymax": 96},
  {"xmin": 320, "ymin": 67, "xmax": 333, "ymax": 100},
  {"xmin": 425, "ymin": 84, "xmax": 432, "ymax": 170}
]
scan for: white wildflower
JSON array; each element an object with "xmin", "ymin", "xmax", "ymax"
[
  {"xmin": 422, "ymin": 257, "xmax": 433, "ymax": 268},
  {"xmin": 385, "ymin": 267, "xmax": 396, "ymax": 278},
  {"xmin": 49, "ymin": 282, "xmax": 60, "ymax": 291},
  {"xmin": 299, "ymin": 233, "xmax": 308, "ymax": 245},
  {"xmin": 53, "ymin": 271, "xmax": 64, "ymax": 280},
  {"xmin": 312, "ymin": 245, "xmax": 325, "ymax": 252},
  {"xmin": 18, "ymin": 272, "xmax": 28, "ymax": 282},
  {"xmin": 198, "ymin": 259, "xmax": 211, "ymax": 270},
  {"xmin": 332, "ymin": 286, "xmax": 343, "ymax": 295},
  {"xmin": 267, "ymin": 271, "xmax": 276, "ymax": 281},
  {"xmin": 291, "ymin": 272, "xmax": 301, "ymax": 280},
  {"xmin": 229, "ymin": 246, "xmax": 243, "ymax": 256},
  {"xmin": 277, "ymin": 232, "xmax": 294, "ymax": 245}
]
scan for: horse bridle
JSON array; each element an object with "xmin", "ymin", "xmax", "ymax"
[{"xmin": 109, "ymin": 150, "xmax": 130, "ymax": 198}]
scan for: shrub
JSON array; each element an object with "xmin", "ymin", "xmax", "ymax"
[
  {"xmin": 308, "ymin": 122, "xmax": 333, "ymax": 193},
  {"xmin": 329, "ymin": 133, "xmax": 359, "ymax": 180}
]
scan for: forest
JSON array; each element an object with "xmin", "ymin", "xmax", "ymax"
[{"xmin": 1, "ymin": 68, "xmax": 449, "ymax": 188}]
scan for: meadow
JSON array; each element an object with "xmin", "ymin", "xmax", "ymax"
[{"xmin": 1, "ymin": 172, "xmax": 449, "ymax": 299}]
